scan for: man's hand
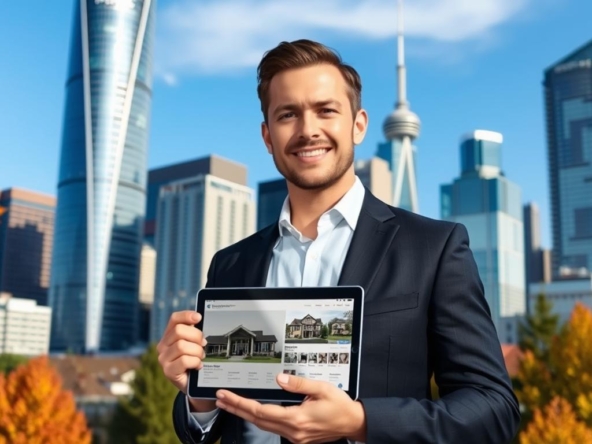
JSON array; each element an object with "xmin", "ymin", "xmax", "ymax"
[
  {"xmin": 156, "ymin": 310, "xmax": 216, "ymax": 412},
  {"xmin": 215, "ymin": 373, "xmax": 366, "ymax": 443}
]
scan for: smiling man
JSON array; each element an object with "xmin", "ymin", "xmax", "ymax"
[{"xmin": 157, "ymin": 39, "xmax": 520, "ymax": 444}]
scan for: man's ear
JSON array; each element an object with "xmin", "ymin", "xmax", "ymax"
[
  {"xmin": 353, "ymin": 109, "xmax": 369, "ymax": 145},
  {"xmin": 261, "ymin": 122, "xmax": 273, "ymax": 154}
]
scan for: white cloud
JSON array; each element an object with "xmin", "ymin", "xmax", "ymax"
[{"xmin": 154, "ymin": 0, "xmax": 531, "ymax": 79}]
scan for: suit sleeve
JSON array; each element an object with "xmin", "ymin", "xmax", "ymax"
[
  {"xmin": 171, "ymin": 252, "xmax": 229, "ymax": 444},
  {"xmin": 359, "ymin": 223, "xmax": 521, "ymax": 443}
]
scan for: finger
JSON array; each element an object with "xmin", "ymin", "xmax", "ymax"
[
  {"xmin": 163, "ymin": 354, "xmax": 203, "ymax": 378},
  {"xmin": 159, "ymin": 339, "xmax": 205, "ymax": 368},
  {"xmin": 165, "ymin": 311, "xmax": 201, "ymax": 335},
  {"xmin": 276, "ymin": 373, "xmax": 328, "ymax": 397},
  {"xmin": 163, "ymin": 323, "xmax": 206, "ymax": 348}
]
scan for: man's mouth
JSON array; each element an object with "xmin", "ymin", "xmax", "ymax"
[{"xmin": 294, "ymin": 148, "xmax": 330, "ymax": 157}]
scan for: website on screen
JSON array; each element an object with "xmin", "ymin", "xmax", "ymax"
[{"xmin": 197, "ymin": 298, "xmax": 355, "ymax": 390}]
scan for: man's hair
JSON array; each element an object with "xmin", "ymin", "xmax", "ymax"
[{"xmin": 257, "ymin": 39, "xmax": 362, "ymax": 122}]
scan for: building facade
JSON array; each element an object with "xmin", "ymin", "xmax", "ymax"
[
  {"xmin": 523, "ymin": 202, "xmax": 551, "ymax": 312},
  {"xmin": 354, "ymin": 157, "xmax": 392, "ymax": 205},
  {"xmin": 150, "ymin": 175, "xmax": 256, "ymax": 341},
  {"xmin": 0, "ymin": 293, "xmax": 52, "ymax": 355},
  {"xmin": 441, "ymin": 130, "xmax": 526, "ymax": 339},
  {"xmin": 0, "ymin": 188, "xmax": 56, "ymax": 306},
  {"xmin": 146, "ymin": 155, "xmax": 248, "ymax": 245},
  {"xmin": 529, "ymin": 277, "xmax": 592, "ymax": 324},
  {"xmin": 50, "ymin": 0, "xmax": 156, "ymax": 352},
  {"xmin": 544, "ymin": 39, "xmax": 592, "ymax": 278}
]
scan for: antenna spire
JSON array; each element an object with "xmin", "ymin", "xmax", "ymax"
[{"xmin": 396, "ymin": 0, "xmax": 408, "ymax": 108}]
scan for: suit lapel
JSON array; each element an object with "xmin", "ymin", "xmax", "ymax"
[
  {"xmin": 243, "ymin": 223, "xmax": 279, "ymax": 287},
  {"xmin": 338, "ymin": 191, "xmax": 400, "ymax": 296}
]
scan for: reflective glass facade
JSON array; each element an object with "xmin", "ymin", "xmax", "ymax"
[
  {"xmin": 544, "ymin": 40, "xmax": 592, "ymax": 277},
  {"xmin": 257, "ymin": 178, "xmax": 287, "ymax": 230},
  {"xmin": 441, "ymin": 134, "xmax": 525, "ymax": 340},
  {"xmin": 377, "ymin": 139, "xmax": 418, "ymax": 212},
  {"xmin": 50, "ymin": 0, "xmax": 155, "ymax": 352}
]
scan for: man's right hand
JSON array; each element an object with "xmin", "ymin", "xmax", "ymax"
[{"xmin": 157, "ymin": 310, "xmax": 217, "ymax": 412}]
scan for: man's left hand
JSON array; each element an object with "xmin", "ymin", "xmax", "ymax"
[{"xmin": 215, "ymin": 373, "xmax": 366, "ymax": 444}]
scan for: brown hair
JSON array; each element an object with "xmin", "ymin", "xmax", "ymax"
[{"xmin": 257, "ymin": 39, "xmax": 362, "ymax": 122}]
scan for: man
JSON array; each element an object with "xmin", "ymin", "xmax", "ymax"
[{"xmin": 157, "ymin": 39, "xmax": 520, "ymax": 443}]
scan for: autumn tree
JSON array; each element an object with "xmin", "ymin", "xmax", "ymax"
[
  {"xmin": 0, "ymin": 356, "xmax": 91, "ymax": 444},
  {"xmin": 109, "ymin": 343, "xmax": 179, "ymax": 444},
  {"xmin": 518, "ymin": 293, "xmax": 560, "ymax": 362},
  {"xmin": 516, "ymin": 303, "xmax": 592, "ymax": 429},
  {"xmin": 520, "ymin": 397, "xmax": 592, "ymax": 444}
]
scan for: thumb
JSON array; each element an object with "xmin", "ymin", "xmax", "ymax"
[{"xmin": 276, "ymin": 373, "xmax": 326, "ymax": 396}]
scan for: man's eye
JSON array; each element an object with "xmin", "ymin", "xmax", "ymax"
[
  {"xmin": 279, "ymin": 112, "xmax": 295, "ymax": 120},
  {"xmin": 321, "ymin": 108, "xmax": 336, "ymax": 114}
]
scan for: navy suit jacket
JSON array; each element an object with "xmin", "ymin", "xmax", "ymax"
[{"xmin": 172, "ymin": 190, "xmax": 520, "ymax": 444}]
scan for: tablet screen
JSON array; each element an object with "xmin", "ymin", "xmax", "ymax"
[{"xmin": 198, "ymin": 298, "xmax": 355, "ymax": 391}]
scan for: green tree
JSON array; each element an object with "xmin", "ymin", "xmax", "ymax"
[
  {"xmin": 109, "ymin": 344, "xmax": 179, "ymax": 444},
  {"xmin": 0, "ymin": 354, "xmax": 28, "ymax": 374},
  {"xmin": 321, "ymin": 325, "xmax": 329, "ymax": 339},
  {"xmin": 518, "ymin": 294, "xmax": 560, "ymax": 362}
]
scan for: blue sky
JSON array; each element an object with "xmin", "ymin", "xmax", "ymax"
[{"xmin": 1, "ymin": 0, "xmax": 591, "ymax": 248}]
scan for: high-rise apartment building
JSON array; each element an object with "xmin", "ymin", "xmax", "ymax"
[
  {"xmin": 544, "ymin": 39, "xmax": 592, "ymax": 278},
  {"xmin": 150, "ymin": 175, "xmax": 256, "ymax": 341},
  {"xmin": 146, "ymin": 155, "xmax": 248, "ymax": 245},
  {"xmin": 257, "ymin": 178, "xmax": 288, "ymax": 231},
  {"xmin": 376, "ymin": 0, "xmax": 420, "ymax": 212},
  {"xmin": 0, "ymin": 188, "xmax": 56, "ymax": 306},
  {"xmin": 50, "ymin": 0, "xmax": 156, "ymax": 352},
  {"xmin": 523, "ymin": 203, "xmax": 551, "ymax": 310},
  {"xmin": 441, "ymin": 130, "xmax": 526, "ymax": 339},
  {"xmin": 354, "ymin": 158, "xmax": 392, "ymax": 205}
]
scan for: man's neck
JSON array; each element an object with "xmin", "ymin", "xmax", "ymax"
[{"xmin": 287, "ymin": 172, "xmax": 356, "ymax": 239}]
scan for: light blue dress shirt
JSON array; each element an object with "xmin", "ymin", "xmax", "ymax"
[{"xmin": 188, "ymin": 176, "xmax": 366, "ymax": 443}]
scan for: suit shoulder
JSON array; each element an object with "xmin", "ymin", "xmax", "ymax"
[
  {"xmin": 389, "ymin": 206, "xmax": 458, "ymax": 235},
  {"xmin": 213, "ymin": 224, "xmax": 276, "ymax": 259}
]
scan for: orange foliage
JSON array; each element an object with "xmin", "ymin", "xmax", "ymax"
[
  {"xmin": 520, "ymin": 397, "xmax": 592, "ymax": 444},
  {"xmin": 0, "ymin": 356, "xmax": 91, "ymax": 444}
]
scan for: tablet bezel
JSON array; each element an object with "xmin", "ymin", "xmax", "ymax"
[{"xmin": 187, "ymin": 286, "xmax": 364, "ymax": 403}]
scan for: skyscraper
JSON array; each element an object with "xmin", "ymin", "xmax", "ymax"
[
  {"xmin": 0, "ymin": 188, "xmax": 56, "ymax": 306},
  {"xmin": 441, "ymin": 130, "xmax": 525, "ymax": 339},
  {"xmin": 376, "ymin": 0, "xmax": 420, "ymax": 212},
  {"xmin": 145, "ymin": 155, "xmax": 247, "ymax": 245},
  {"xmin": 50, "ymin": 0, "xmax": 156, "ymax": 352},
  {"xmin": 523, "ymin": 203, "xmax": 551, "ymax": 305},
  {"xmin": 544, "ymin": 39, "xmax": 592, "ymax": 278},
  {"xmin": 150, "ymin": 175, "xmax": 256, "ymax": 341}
]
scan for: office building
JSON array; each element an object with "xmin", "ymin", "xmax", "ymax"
[
  {"xmin": 523, "ymin": 203, "xmax": 551, "ymax": 312},
  {"xmin": 49, "ymin": 0, "xmax": 156, "ymax": 352},
  {"xmin": 354, "ymin": 157, "xmax": 392, "ymax": 205},
  {"xmin": 138, "ymin": 243, "xmax": 156, "ymax": 343},
  {"xmin": 529, "ymin": 278, "xmax": 592, "ymax": 324},
  {"xmin": 376, "ymin": 0, "xmax": 420, "ymax": 212},
  {"xmin": 544, "ymin": 39, "xmax": 592, "ymax": 278},
  {"xmin": 0, "ymin": 293, "xmax": 52, "ymax": 356},
  {"xmin": 0, "ymin": 188, "xmax": 55, "ymax": 306},
  {"xmin": 151, "ymin": 175, "xmax": 256, "ymax": 341},
  {"xmin": 146, "ymin": 155, "xmax": 248, "ymax": 245},
  {"xmin": 441, "ymin": 130, "xmax": 526, "ymax": 339}
]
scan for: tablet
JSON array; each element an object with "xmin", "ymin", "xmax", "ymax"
[{"xmin": 187, "ymin": 286, "xmax": 364, "ymax": 403}]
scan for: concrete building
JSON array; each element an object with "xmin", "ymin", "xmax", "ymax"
[
  {"xmin": 151, "ymin": 175, "xmax": 256, "ymax": 341},
  {"xmin": 138, "ymin": 243, "xmax": 156, "ymax": 343},
  {"xmin": 354, "ymin": 157, "xmax": 392, "ymax": 205},
  {"xmin": 529, "ymin": 277, "xmax": 592, "ymax": 324},
  {"xmin": 523, "ymin": 202, "xmax": 552, "ymax": 313},
  {"xmin": 0, "ymin": 293, "xmax": 51, "ymax": 355},
  {"xmin": 0, "ymin": 188, "xmax": 56, "ymax": 306}
]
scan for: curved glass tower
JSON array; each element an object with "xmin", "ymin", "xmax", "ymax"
[{"xmin": 50, "ymin": 0, "xmax": 155, "ymax": 352}]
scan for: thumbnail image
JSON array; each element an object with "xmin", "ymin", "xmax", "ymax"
[
  {"xmin": 201, "ymin": 309, "xmax": 284, "ymax": 363},
  {"xmin": 285, "ymin": 309, "xmax": 353, "ymax": 344},
  {"xmin": 339, "ymin": 353, "xmax": 350, "ymax": 365},
  {"xmin": 299, "ymin": 353, "xmax": 308, "ymax": 364},
  {"xmin": 284, "ymin": 352, "xmax": 298, "ymax": 364},
  {"xmin": 329, "ymin": 353, "xmax": 339, "ymax": 364},
  {"xmin": 283, "ymin": 369, "xmax": 296, "ymax": 375},
  {"xmin": 308, "ymin": 353, "xmax": 318, "ymax": 364},
  {"xmin": 318, "ymin": 353, "xmax": 328, "ymax": 364}
]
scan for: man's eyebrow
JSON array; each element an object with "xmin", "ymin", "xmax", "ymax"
[{"xmin": 272, "ymin": 100, "xmax": 343, "ymax": 116}]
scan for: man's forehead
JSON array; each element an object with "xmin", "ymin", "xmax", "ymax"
[{"xmin": 268, "ymin": 65, "xmax": 349, "ymax": 102}]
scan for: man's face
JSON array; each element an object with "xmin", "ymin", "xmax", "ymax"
[{"xmin": 262, "ymin": 64, "xmax": 367, "ymax": 191}]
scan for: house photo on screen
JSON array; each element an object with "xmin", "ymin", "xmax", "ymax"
[{"xmin": 285, "ymin": 309, "xmax": 353, "ymax": 344}]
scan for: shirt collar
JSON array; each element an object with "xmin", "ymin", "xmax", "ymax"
[{"xmin": 277, "ymin": 176, "xmax": 366, "ymax": 237}]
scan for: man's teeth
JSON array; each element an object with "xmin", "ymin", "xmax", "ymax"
[{"xmin": 297, "ymin": 149, "xmax": 328, "ymax": 157}]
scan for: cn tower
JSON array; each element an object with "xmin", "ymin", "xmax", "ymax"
[{"xmin": 377, "ymin": 0, "xmax": 421, "ymax": 213}]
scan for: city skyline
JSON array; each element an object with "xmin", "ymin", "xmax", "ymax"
[{"xmin": 2, "ymin": 1, "xmax": 592, "ymax": 250}]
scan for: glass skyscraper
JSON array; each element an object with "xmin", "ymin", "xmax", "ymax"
[
  {"xmin": 441, "ymin": 131, "xmax": 525, "ymax": 339},
  {"xmin": 49, "ymin": 0, "xmax": 155, "ymax": 352},
  {"xmin": 544, "ymin": 40, "xmax": 592, "ymax": 278}
]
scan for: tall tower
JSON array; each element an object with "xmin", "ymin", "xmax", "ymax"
[
  {"xmin": 376, "ymin": 0, "xmax": 421, "ymax": 212},
  {"xmin": 49, "ymin": 0, "xmax": 156, "ymax": 353}
]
